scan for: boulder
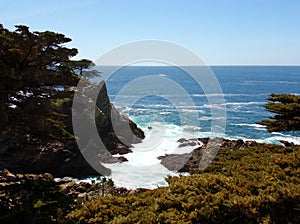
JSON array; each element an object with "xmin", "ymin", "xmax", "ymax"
[{"xmin": 159, "ymin": 138, "xmax": 262, "ymax": 173}]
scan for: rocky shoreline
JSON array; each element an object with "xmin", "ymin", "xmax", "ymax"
[
  {"xmin": 0, "ymin": 137, "xmax": 287, "ymax": 190},
  {"xmin": 0, "ymin": 138, "xmax": 264, "ymax": 207},
  {"xmin": 159, "ymin": 137, "xmax": 269, "ymax": 172},
  {"xmin": 1, "ymin": 137, "xmax": 297, "ymax": 222}
]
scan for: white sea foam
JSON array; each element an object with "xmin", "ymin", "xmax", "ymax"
[
  {"xmin": 100, "ymin": 121, "xmax": 202, "ymax": 189},
  {"xmin": 243, "ymin": 80, "xmax": 299, "ymax": 85},
  {"xmin": 72, "ymin": 124, "xmax": 299, "ymax": 189},
  {"xmin": 181, "ymin": 109, "xmax": 205, "ymax": 114},
  {"xmin": 159, "ymin": 111, "xmax": 173, "ymax": 115},
  {"xmin": 264, "ymin": 136, "xmax": 300, "ymax": 145},
  {"xmin": 233, "ymin": 123, "xmax": 266, "ymax": 130},
  {"xmin": 192, "ymin": 93, "xmax": 267, "ymax": 97},
  {"xmin": 110, "ymin": 93, "xmax": 269, "ymax": 99},
  {"xmin": 75, "ymin": 117, "xmax": 298, "ymax": 189},
  {"xmin": 225, "ymin": 102, "xmax": 265, "ymax": 106},
  {"xmin": 224, "ymin": 134, "xmax": 300, "ymax": 146},
  {"xmin": 199, "ymin": 116, "xmax": 224, "ymax": 121}
]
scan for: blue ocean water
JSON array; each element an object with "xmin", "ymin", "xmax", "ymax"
[
  {"xmin": 102, "ymin": 66, "xmax": 300, "ymax": 144},
  {"xmin": 88, "ymin": 66, "xmax": 300, "ymax": 188}
]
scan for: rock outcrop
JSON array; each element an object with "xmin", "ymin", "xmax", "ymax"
[
  {"xmin": 95, "ymin": 81, "xmax": 145, "ymax": 150},
  {"xmin": 0, "ymin": 81, "xmax": 144, "ymax": 177},
  {"xmin": 159, "ymin": 138, "xmax": 259, "ymax": 172}
]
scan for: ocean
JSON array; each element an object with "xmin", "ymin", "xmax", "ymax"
[{"xmin": 86, "ymin": 66, "xmax": 300, "ymax": 189}]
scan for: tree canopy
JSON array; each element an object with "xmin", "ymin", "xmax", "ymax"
[
  {"xmin": 0, "ymin": 24, "xmax": 92, "ymax": 125},
  {"xmin": 257, "ymin": 93, "xmax": 300, "ymax": 133},
  {"xmin": 0, "ymin": 24, "xmax": 97, "ymax": 136}
]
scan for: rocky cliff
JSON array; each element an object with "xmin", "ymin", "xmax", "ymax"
[
  {"xmin": 95, "ymin": 81, "xmax": 145, "ymax": 151},
  {"xmin": 0, "ymin": 81, "xmax": 144, "ymax": 177}
]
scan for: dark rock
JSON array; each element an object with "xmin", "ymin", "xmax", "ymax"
[
  {"xmin": 95, "ymin": 82, "xmax": 145, "ymax": 146},
  {"xmin": 110, "ymin": 144, "xmax": 132, "ymax": 155},
  {"xmin": 179, "ymin": 141, "xmax": 197, "ymax": 148},
  {"xmin": 245, "ymin": 140, "xmax": 258, "ymax": 147},
  {"xmin": 59, "ymin": 181, "xmax": 78, "ymax": 194},
  {"xmin": 177, "ymin": 138, "xmax": 188, "ymax": 143},
  {"xmin": 160, "ymin": 153, "xmax": 192, "ymax": 171},
  {"xmin": 0, "ymin": 81, "xmax": 144, "ymax": 178},
  {"xmin": 160, "ymin": 138, "xmax": 263, "ymax": 173},
  {"xmin": 279, "ymin": 140, "xmax": 294, "ymax": 147},
  {"xmin": 117, "ymin": 156, "xmax": 128, "ymax": 162},
  {"xmin": 178, "ymin": 138, "xmax": 203, "ymax": 148},
  {"xmin": 198, "ymin": 137, "xmax": 209, "ymax": 145},
  {"xmin": 59, "ymin": 153, "xmax": 110, "ymax": 177}
]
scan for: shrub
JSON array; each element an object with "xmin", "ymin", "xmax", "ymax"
[{"xmin": 66, "ymin": 143, "xmax": 300, "ymax": 223}]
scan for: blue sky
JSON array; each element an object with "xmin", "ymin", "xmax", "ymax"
[{"xmin": 1, "ymin": 0, "xmax": 300, "ymax": 65}]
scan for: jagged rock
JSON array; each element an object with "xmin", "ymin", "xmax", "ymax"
[
  {"xmin": 279, "ymin": 140, "xmax": 294, "ymax": 147},
  {"xmin": 178, "ymin": 138, "xmax": 202, "ymax": 148},
  {"xmin": 117, "ymin": 156, "xmax": 128, "ymax": 162},
  {"xmin": 0, "ymin": 81, "xmax": 144, "ymax": 178},
  {"xmin": 160, "ymin": 153, "xmax": 193, "ymax": 171},
  {"xmin": 198, "ymin": 137, "xmax": 209, "ymax": 145},
  {"xmin": 60, "ymin": 181, "xmax": 83, "ymax": 194},
  {"xmin": 110, "ymin": 144, "xmax": 132, "ymax": 155},
  {"xmin": 159, "ymin": 138, "xmax": 262, "ymax": 172},
  {"xmin": 177, "ymin": 138, "xmax": 187, "ymax": 143},
  {"xmin": 95, "ymin": 82, "xmax": 145, "ymax": 146}
]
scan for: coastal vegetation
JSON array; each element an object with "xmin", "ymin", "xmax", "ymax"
[
  {"xmin": 66, "ymin": 142, "xmax": 300, "ymax": 223},
  {"xmin": 0, "ymin": 25, "xmax": 300, "ymax": 223},
  {"xmin": 0, "ymin": 24, "xmax": 144, "ymax": 177},
  {"xmin": 0, "ymin": 24, "xmax": 95, "ymax": 137},
  {"xmin": 257, "ymin": 94, "xmax": 300, "ymax": 133}
]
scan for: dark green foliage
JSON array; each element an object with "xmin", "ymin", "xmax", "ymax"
[
  {"xmin": 257, "ymin": 94, "xmax": 300, "ymax": 133},
  {"xmin": 66, "ymin": 143, "xmax": 300, "ymax": 223},
  {"xmin": 0, "ymin": 24, "xmax": 98, "ymax": 139},
  {"xmin": 0, "ymin": 178, "xmax": 74, "ymax": 223}
]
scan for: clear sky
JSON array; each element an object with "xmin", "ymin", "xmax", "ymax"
[{"xmin": 1, "ymin": 0, "xmax": 300, "ymax": 65}]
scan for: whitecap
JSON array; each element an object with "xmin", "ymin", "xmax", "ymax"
[{"xmin": 233, "ymin": 123, "xmax": 266, "ymax": 130}]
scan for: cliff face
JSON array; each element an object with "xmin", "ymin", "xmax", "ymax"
[
  {"xmin": 95, "ymin": 81, "xmax": 145, "ymax": 148},
  {"xmin": 0, "ymin": 81, "xmax": 144, "ymax": 177}
]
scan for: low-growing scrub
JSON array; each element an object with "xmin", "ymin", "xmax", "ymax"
[
  {"xmin": 0, "ymin": 177, "xmax": 74, "ymax": 223},
  {"xmin": 66, "ymin": 143, "xmax": 300, "ymax": 223}
]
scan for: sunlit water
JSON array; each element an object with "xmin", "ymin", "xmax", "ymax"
[{"xmin": 75, "ymin": 66, "xmax": 300, "ymax": 189}]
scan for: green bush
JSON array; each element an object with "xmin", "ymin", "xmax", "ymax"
[
  {"xmin": 0, "ymin": 178, "xmax": 74, "ymax": 223},
  {"xmin": 66, "ymin": 143, "xmax": 300, "ymax": 223}
]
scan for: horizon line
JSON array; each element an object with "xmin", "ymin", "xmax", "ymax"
[{"xmin": 94, "ymin": 64, "xmax": 300, "ymax": 67}]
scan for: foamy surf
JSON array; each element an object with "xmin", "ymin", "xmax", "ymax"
[
  {"xmin": 69, "ymin": 123, "xmax": 299, "ymax": 189},
  {"xmin": 99, "ymin": 120, "xmax": 201, "ymax": 189}
]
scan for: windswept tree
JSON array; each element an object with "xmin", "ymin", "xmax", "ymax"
[
  {"xmin": 257, "ymin": 94, "xmax": 300, "ymax": 133},
  {"xmin": 0, "ymin": 24, "xmax": 98, "ymax": 135}
]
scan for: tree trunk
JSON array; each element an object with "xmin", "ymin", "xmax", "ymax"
[{"xmin": 0, "ymin": 93, "xmax": 8, "ymax": 128}]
